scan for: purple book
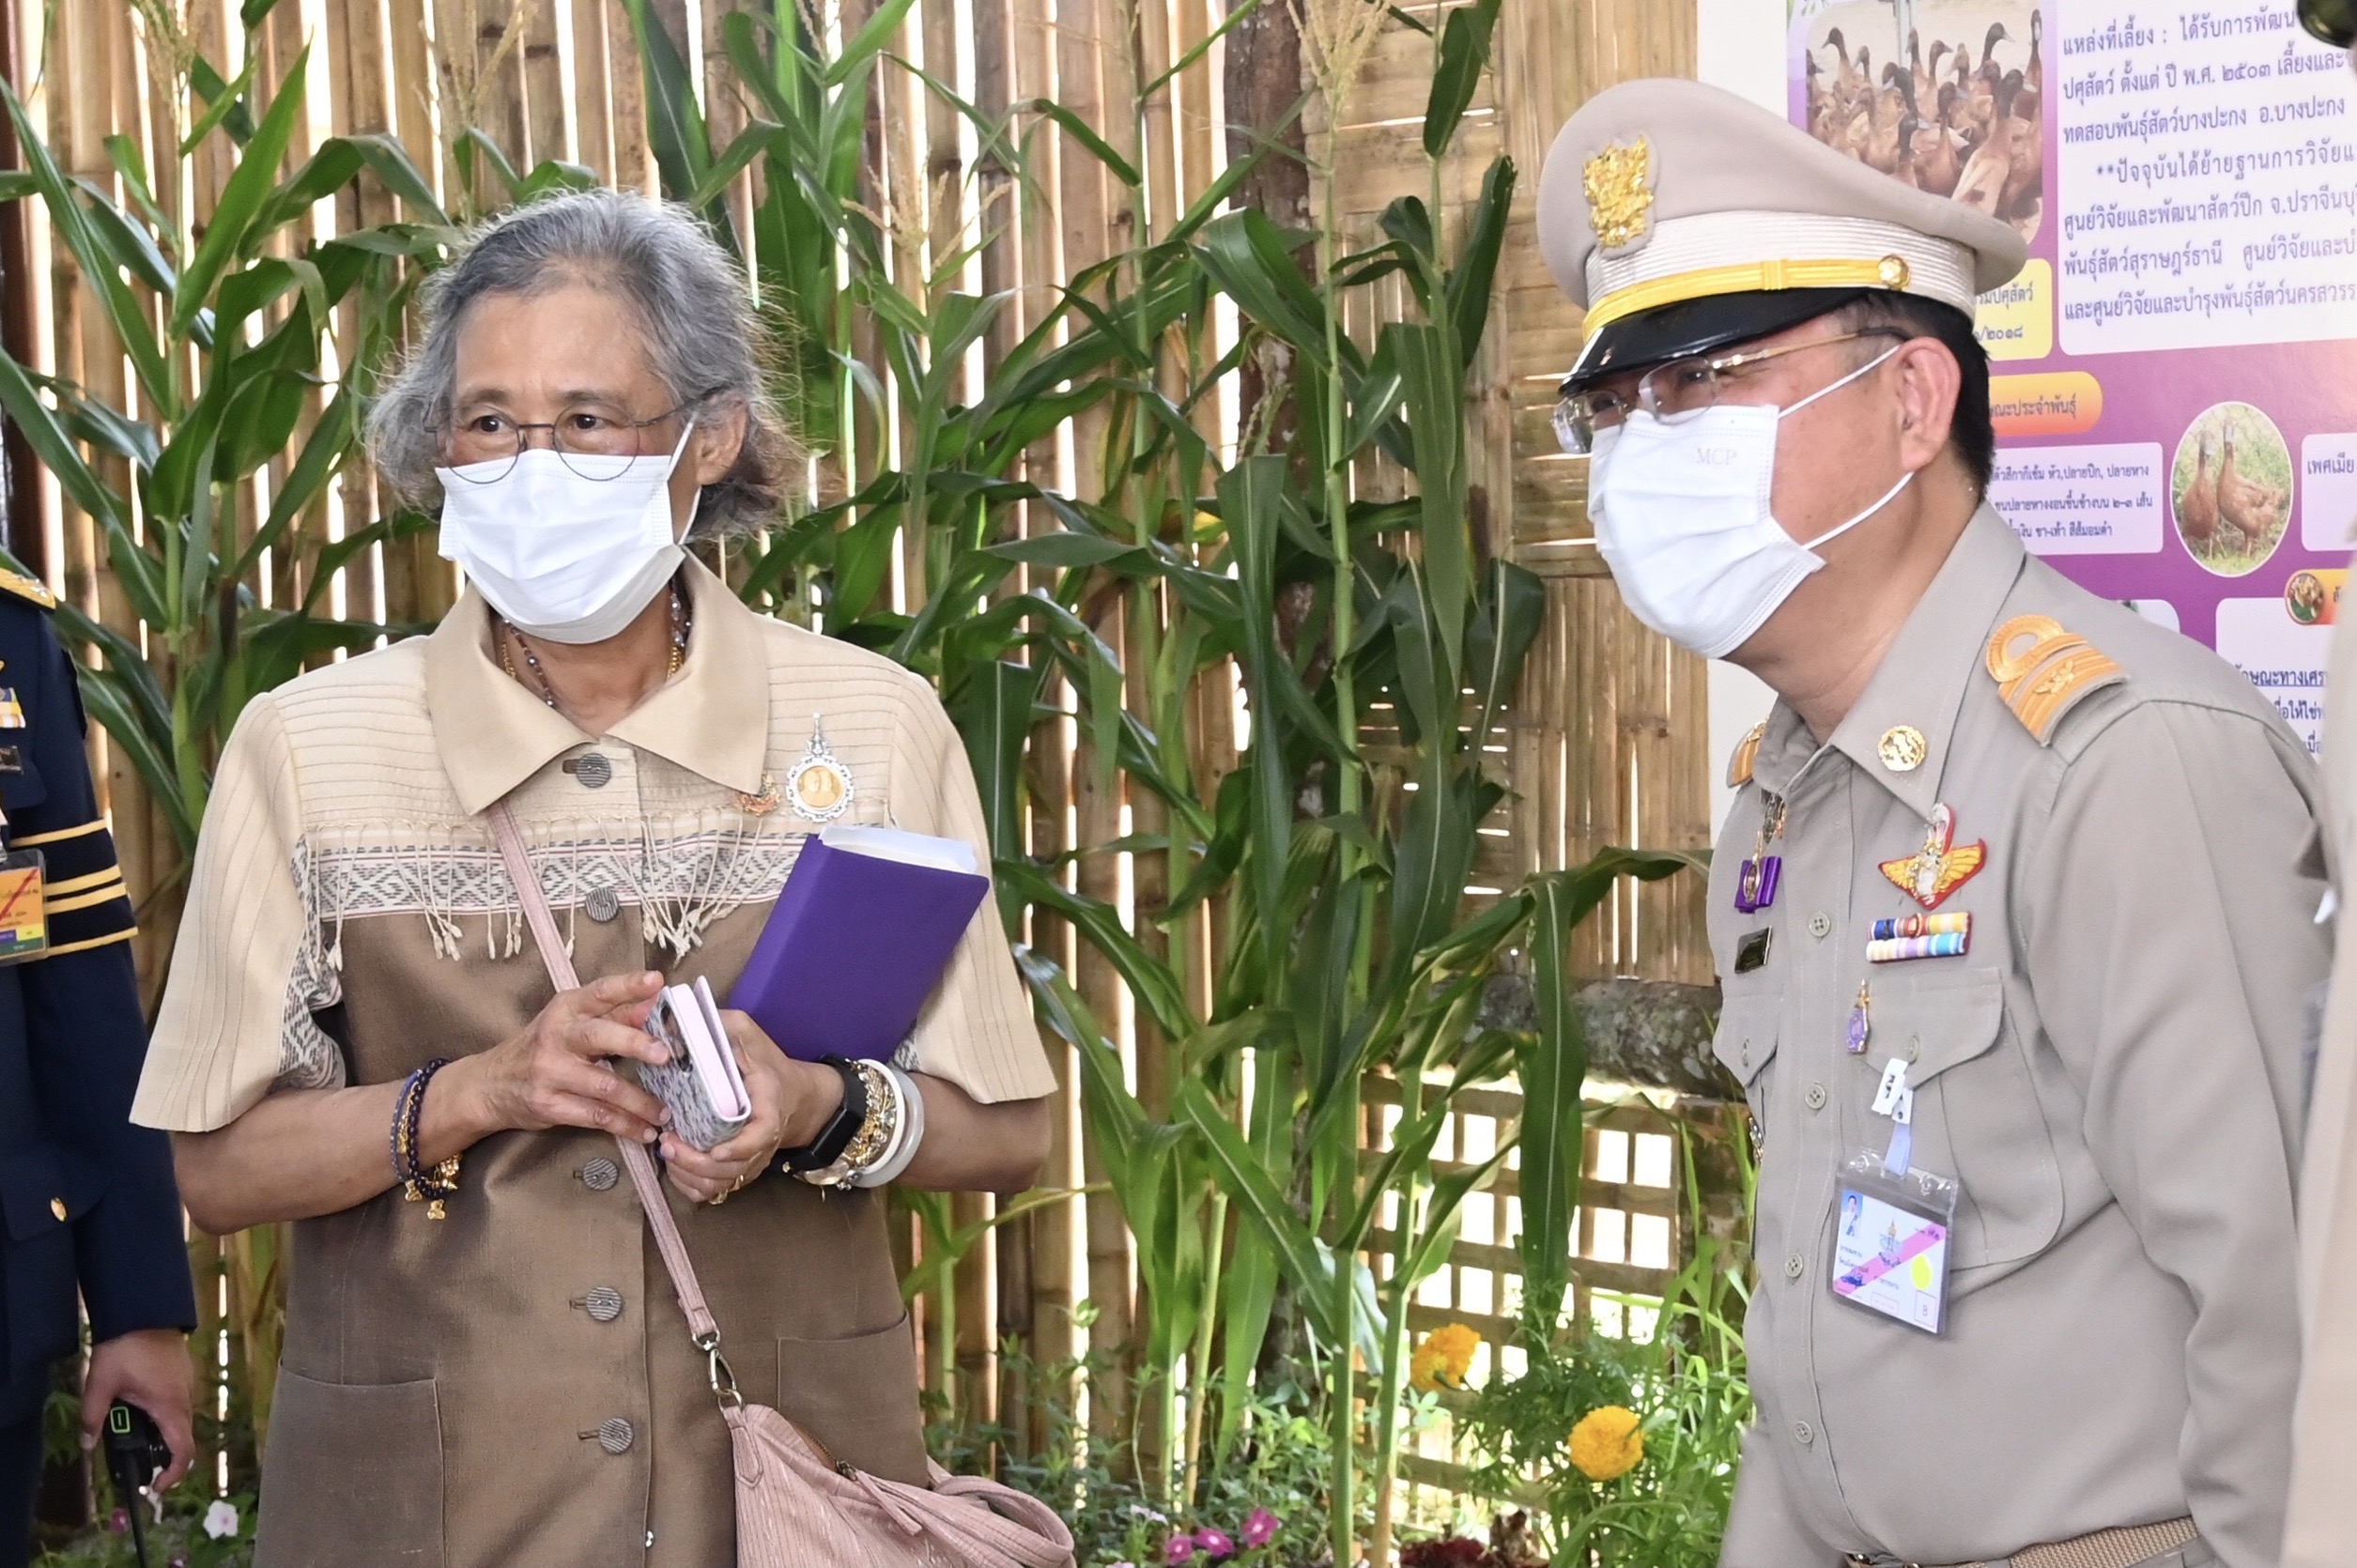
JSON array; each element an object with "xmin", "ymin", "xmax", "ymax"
[{"xmin": 730, "ymin": 824, "xmax": 991, "ymax": 1062}]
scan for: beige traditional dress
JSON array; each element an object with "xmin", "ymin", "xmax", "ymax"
[{"xmin": 131, "ymin": 560, "xmax": 1055, "ymax": 1568}]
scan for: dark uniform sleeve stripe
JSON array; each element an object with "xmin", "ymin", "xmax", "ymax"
[
  {"xmin": 45, "ymin": 880, "xmax": 127, "ymax": 915},
  {"xmin": 39, "ymin": 886, "xmax": 134, "ymax": 954},
  {"xmin": 19, "ymin": 821, "xmax": 120, "ymax": 885},
  {"xmin": 45, "ymin": 867, "xmax": 122, "ymax": 898},
  {"xmin": 10, "ymin": 818, "xmax": 105, "ymax": 849},
  {"xmin": 39, "ymin": 927, "xmax": 135, "ymax": 959}
]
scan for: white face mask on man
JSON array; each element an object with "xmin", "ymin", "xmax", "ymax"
[
  {"xmin": 436, "ymin": 422, "xmax": 699, "ymax": 645},
  {"xmin": 1588, "ymin": 345, "xmax": 1909, "ymax": 660}
]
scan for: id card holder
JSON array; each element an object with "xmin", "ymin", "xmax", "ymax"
[
  {"xmin": 1829, "ymin": 1145, "xmax": 1960, "ymax": 1335},
  {"xmin": 0, "ymin": 848, "xmax": 47, "ymax": 963}
]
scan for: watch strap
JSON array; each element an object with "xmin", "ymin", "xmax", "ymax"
[{"xmin": 780, "ymin": 1055, "xmax": 867, "ymax": 1172}]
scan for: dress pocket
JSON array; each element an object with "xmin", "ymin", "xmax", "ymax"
[
  {"xmin": 254, "ymin": 1367, "xmax": 444, "ymax": 1568},
  {"xmin": 778, "ymin": 1313, "xmax": 931, "ymax": 1485}
]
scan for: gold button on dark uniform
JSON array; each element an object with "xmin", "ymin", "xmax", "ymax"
[{"xmin": 48, "ymin": 1197, "xmax": 66, "ymax": 1222}]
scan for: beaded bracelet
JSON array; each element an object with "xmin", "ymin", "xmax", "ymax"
[{"xmin": 390, "ymin": 1059, "xmax": 462, "ymax": 1220}]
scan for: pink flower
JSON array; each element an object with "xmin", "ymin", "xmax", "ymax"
[
  {"xmin": 1242, "ymin": 1507, "xmax": 1280, "ymax": 1547},
  {"xmin": 1194, "ymin": 1526, "xmax": 1237, "ymax": 1559},
  {"xmin": 106, "ymin": 1508, "xmax": 128, "ymax": 1535},
  {"xmin": 1164, "ymin": 1535, "xmax": 1195, "ymax": 1564}
]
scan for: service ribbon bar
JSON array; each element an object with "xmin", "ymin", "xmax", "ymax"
[
  {"xmin": 1868, "ymin": 914, "xmax": 1971, "ymax": 964},
  {"xmin": 1870, "ymin": 913, "xmax": 1970, "ymax": 942}
]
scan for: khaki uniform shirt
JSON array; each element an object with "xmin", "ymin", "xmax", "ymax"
[
  {"xmin": 1712, "ymin": 508, "xmax": 2318, "ymax": 1568},
  {"xmin": 2282, "ymin": 592, "xmax": 2357, "ymax": 1567},
  {"xmin": 132, "ymin": 560, "xmax": 1055, "ymax": 1568}
]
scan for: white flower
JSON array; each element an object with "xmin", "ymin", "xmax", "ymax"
[
  {"xmin": 1128, "ymin": 1505, "xmax": 1167, "ymax": 1522},
  {"xmin": 202, "ymin": 1499, "xmax": 240, "ymax": 1541}
]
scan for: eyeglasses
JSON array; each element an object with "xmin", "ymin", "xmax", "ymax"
[
  {"xmin": 2300, "ymin": 0, "xmax": 2355, "ymax": 48},
  {"xmin": 1551, "ymin": 329, "xmax": 1906, "ymax": 455},
  {"xmin": 432, "ymin": 396, "xmax": 706, "ymax": 483}
]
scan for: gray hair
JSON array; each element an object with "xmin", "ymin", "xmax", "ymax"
[{"xmin": 368, "ymin": 189, "xmax": 794, "ymax": 538}]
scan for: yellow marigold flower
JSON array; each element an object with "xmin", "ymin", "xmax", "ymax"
[
  {"xmin": 1568, "ymin": 1405, "xmax": 1644, "ymax": 1482},
  {"xmin": 1408, "ymin": 1323, "xmax": 1480, "ymax": 1391}
]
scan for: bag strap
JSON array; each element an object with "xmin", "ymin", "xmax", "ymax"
[{"xmin": 485, "ymin": 801, "xmax": 725, "ymax": 1353}]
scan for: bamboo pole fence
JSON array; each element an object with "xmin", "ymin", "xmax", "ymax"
[{"xmin": 1, "ymin": 0, "xmax": 1716, "ymax": 1517}]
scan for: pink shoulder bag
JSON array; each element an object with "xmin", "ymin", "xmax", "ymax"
[{"xmin": 488, "ymin": 803, "xmax": 1075, "ymax": 1568}]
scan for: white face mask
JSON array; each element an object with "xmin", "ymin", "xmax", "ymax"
[
  {"xmin": 1589, "ymin": 346, "xmax": 1910, "ymax": 660},
  {"xmin": 436, "ymin": 423, "xmax": 699, "ymax": 645}
]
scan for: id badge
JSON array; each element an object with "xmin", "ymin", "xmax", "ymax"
[
  {"xmin": 0, "ymin": 848, "xmax": 47, "ymax": 963},
  {"xmin": 1829, "ymin": 1145, "xmax": 1960, "ymax": 1335}
]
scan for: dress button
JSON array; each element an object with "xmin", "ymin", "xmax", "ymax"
[
  {"xmin": 1783, "ymin": 1253, "xmax": 1805, "ymax": 1279},
  {"xmin": 48, "ymin": 1197, "xmax": 66, "ymax": 1222},
  {"xmin": 579, "ymin": 1157, "xmax": 620, "ymax": 1191},
  {"xmin": 1906, "ymin": 1035, "xmax": 1922, "ymax": 1064},
  {"xmin": 586, "ymin": 1417, "xmax": 634, "ymax": 1453},
  {"xmin": 1809, "ymin": 912, "xmax": 1832, "ymax": 939},
  {"xmin": 586, "ymin": 886, "xmax": 622, "ymax": 923},
  {"xmin": 1805, "ymin": 1084, "xmax": 1827, "ymax": 1110},
  {"xmin": 564, "ymin": 752, "xmax": 614, "ymax": 789},
  {"xmin": 1793, "ymin": 1420, "xmax": 1814, "ymax": 1445},
  {"xmin": 577, "ymin": 1286, "xmax": 624, "ymax": 1323}
]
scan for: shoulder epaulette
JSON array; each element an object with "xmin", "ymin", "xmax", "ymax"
[
  {"xmin": 0, "ymin": 569, "xmax": 55, "ymax": 610},
  {"xmin": 1985, "ymin": 614, "xmax": 2125, "ymax": 745},
  {"xmin": 1726, "ymin": 721, "xmax": 1765, "ymax": 788}
]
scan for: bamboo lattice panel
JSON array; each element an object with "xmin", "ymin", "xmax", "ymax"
[{"xmin": 3, "ymin": 0, "xmax": 1717, "ymax": 1497}]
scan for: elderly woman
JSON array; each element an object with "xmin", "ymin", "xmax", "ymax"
[{"xmin": 130, "ymin": 190, "xmax": 1055, "ymax": 1566}]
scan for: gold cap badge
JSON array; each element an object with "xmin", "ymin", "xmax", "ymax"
[
  {"xmin": 1583, "ymin": 138, "xmax": 1654, "ymax": 253},
  {"xmin": 1877, "ymin": 725, "xmax": 1928, "ymax": 773}
]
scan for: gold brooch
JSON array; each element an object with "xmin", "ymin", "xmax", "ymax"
[
  {"xmin": 736, "ymin": 776, "xmax": 782, "ymax": 816},
  {"xmin": 1583, "ymin": 138, "xmax": 1654, "ymax": 252},
  {"xmin": 1877, "ymin": 725, "xmax": 1928, "ymax": 773}
]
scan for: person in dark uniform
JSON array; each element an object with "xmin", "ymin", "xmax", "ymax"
[{"xmin": 0, "ymin": 567, "xmax": 195, "ymax": 1567}]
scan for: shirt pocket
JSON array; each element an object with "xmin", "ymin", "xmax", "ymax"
[
  {"xmin": 1711, "ymin": 992, "xmax": 1781, "ymax": 1106},
  {"xmin": 1877, "ymin": 966, "xmax": 2065, "ymax": 1268}
]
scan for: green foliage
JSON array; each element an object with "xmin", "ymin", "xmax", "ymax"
[
  {"xmin": 1456, "ymin": 1128, "xmax": 1756, "ymax": 1567},
  {"xmin": 934, "ymin": 1346, "xmax": 1359, "ymax": 1568}
]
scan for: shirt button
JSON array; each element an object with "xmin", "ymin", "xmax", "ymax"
[
  {"xmin": 48, "ymin": 1197, "xmax": 66, "ymax": 1222},
  {"xmin": 1906, "ymin": 1035, "xmax": 1922, "ymax": 1064},
  {"xmin": 564, "ymin": 752, "xmax": 614, "ymax": 789},
  {"xmin": 1793, "ymin": 1420, "xmax": 1814, "ymax": 1446},
  {"xmin": 579, "ymin": 1158, "xmax": 620, "ymax": 1191},
  {"xmin": 585, "ymin": 1417, "xmax": 635, "ymax": 1453},
  {"xmin": 1805, "ymin": 1084, "xmax": 1827, "ymax": 1110},
  {"xmin": 576, "ymin": 1285, "xmax": 625, "ymax": 1323},
  {"xmin": 1809, "ymin": 912, "xmax": 1832, "ymax": 939},
  {"xmin": 645, "ymin": 1532, "xmax": 655, "ymax": 1549},
  {"xmin": 1783, "ymin": 1253, "xmax": 1805, "ymax": 1279},
  {"xmin": 586, "ymin": 885, "xmax": 622, "ymax": 923}
]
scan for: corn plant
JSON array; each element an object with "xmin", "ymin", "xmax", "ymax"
[{"xmin": 623, "ymin": 3, "xmax": 1707, "ymax": 1555}]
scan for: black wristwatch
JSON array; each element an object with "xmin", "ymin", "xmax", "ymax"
[{"xmin": 778, "ymin": 1055, "xmax": 867, "ymax": 1173}]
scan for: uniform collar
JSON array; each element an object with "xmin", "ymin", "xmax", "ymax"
[
  {"xmin": 424, "ymin": 555, "xmax": 772, "ymax": 816},
  {"xmin": 1750, "ymin": 504, "xmax": 2026, "ymax": 818}
]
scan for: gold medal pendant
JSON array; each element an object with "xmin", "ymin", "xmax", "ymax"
[{"xmin": 786, "ymin": 715, "xmax": 855, "ymax": 822}]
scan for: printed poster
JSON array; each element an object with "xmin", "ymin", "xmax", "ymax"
[{"xmin": 1787, "ymin": 0, "xmax": 2357, "ymax": 753}]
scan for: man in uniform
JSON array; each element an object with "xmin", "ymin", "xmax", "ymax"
[
  {"xmin": 0, "ymin": 568, "xmax": 195, "ymax": 1566},
  {"xmin": 1537, "ymin": 82, "xmax": 2318, "ymax": 1568}
]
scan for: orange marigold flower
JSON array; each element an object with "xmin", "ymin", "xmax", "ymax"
[
  {"xmin": 1568, "ymin": 1405, "xmax": 1644, "ymax": 1482},
  {"xmin": 1408, "ymin": 1323, "xmax": 1480, "ymax": 1391}
]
